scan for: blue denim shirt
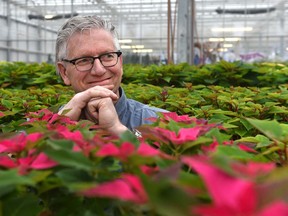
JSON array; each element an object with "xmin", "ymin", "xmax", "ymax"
[{"xmin": 115, "ymin": 87, "xmax": 168, "ymax": 130}]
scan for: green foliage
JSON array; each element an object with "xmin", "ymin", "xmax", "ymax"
[
  {"xmin": 1, "ymin": 61, "xmax": 288, "ymax": 215},
  {"xmin": 123, "ymin": 61, "xmax": 288, "ymax": 87},
  {"xmin": 0, "ymin": 61, "xmax": 62, "ymax": 89}
]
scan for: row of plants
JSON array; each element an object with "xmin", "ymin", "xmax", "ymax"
[
  {"xmin": 1, "ymin": 61, "xmax": 288, "ymax": 89},
  {"xmin": 123, "ymin": 61, "xmax": 282, "ymax": 87},
  {"xmin": 1, "ymin": 61, "xmax": 288, "ymax": 215},
  {"xmin": 1, "ymin": 108, "xmax": 288, "ymax": 215},
  {"xmin": 2, "ymin": 82, "xmax": 288, "ymax": 139}
]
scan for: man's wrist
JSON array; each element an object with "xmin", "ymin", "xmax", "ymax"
[{"xmin": 108, "ymin": 123, "xmax": 129, "ymax": 136}]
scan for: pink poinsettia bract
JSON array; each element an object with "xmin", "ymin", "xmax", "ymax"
[{"xmin": 80, "ymin": 174, "xmax": 148, "ymax": 204}]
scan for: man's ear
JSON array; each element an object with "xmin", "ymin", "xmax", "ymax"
[{"xmin": 57, "ymin": 62, "xmax": 71, "ymax": 86}]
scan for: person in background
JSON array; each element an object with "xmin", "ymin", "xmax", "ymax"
[{"xmin": 55, "ymin": 15, "xmax": 167, "ymax": 136}]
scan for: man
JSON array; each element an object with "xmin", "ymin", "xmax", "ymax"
[{"xmin": 56, "ymin": 15, "xmax": 167, "ymax": 136}]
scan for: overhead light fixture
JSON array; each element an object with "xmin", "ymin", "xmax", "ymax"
[
  {"xmin": 44, "ymin": 15, "xmax": 54, "ymax": 20},
  {"xmin": 218, "ymin": 48, "xmax": 228, "ymax": 52},
  {"xmin": 209, "ymin": 38, "xmax": 241, "ymax": 42},
  {"xmin": 119, "ymin": 39, "xmax": 133, "ymax": 43},
  {"xmin": 209, "ymin": 38, "xmax": 224, "ymax": 42},
  {"xmin": 132, "ymin": 45, "xmax": 145, "ymax": 49},
  {"xmin": 133, "ymin": 49, "xmax": 153, "ymax": 53},
  {"xmin": 121, "ymin": 45, "xmax": 131, "ymax": 49},
  {"xmin": 223, "ymin": 44, "xmax": 233, "ymax": 48},
  {"xmin": 224, "ymin": 38, "xmax": 241, "ymax": 42},
  {"xmin": 211, "ymin": 27, "xmax": 253, "ymax": 32},
  {"xmin": 121, "ymin": 44, "xmax": 145, "ymax": 49},
  {"xmin": 215, "ymin": 7, "xmax": 276, "ymax": 15},
  {"xmin": 28, "ymin": 12, "xmax": 78, "ymax": 20}
]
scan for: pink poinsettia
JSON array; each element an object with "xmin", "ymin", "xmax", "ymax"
[
  {"xmin": 257, "ymin": 201, "xmax": 288, "ymax": 216},
  {"xmin": 162, "ymin": 112, "xmax": 197, "ymax": 123},
  {"xmin": 0, "ymin": 151, "xmax": 57, "ymax": 175},
  {"xmin": 18, "ymin": 152, "xmax": 58, "ymax": 174},
  {"xmin": 237, "ymin": 143, "xmax": 258, "ymax": 153},
  {"xmin": 56, "ymin": 125, "xmax": 84, "ymax": 144},
  {"xmin": 153, "ymin": 127, "xmax": 201, "ymax": 145},
  {"xmin": 231, "ymin": 161, "xmax": 275, "ymax": 178},
  {"xmin": 201, "ymin": 138, "xmax": 219, "ymax": 153},
  {"xmin": 145, "ymin": 112, "xmax": 197, "ymax": 124},
  {"xmin": 201, "ymin": 139, "xmax": 258, "ymax": 155},
  {"xmin": 0, "ymin": 132, "xmax": 42, "ymax": 153},
  {"xmin": 0, "ymin": 155, "xmax": 17, "ymax": 168},
  {"xmin": 181, "ymin": 156, "xmax": 288, "ymax": 216},
  {"xmin": 80, "ymin": 174, "xmax": 148, "ymax": 204},
  {"xmin": 57, "ymin": 126, "xmax": 85, "ymax": 146},
  {"xmin": 96, "ymin": 142, "xmax": 134, "ymax": 161},
  {"xmin": 96, "ymin": 141, "xmax": 165, "ymax": 161},
  {"xmin": 53, "ymin": 125, "xmax": 98, "ymax": 156},
  {"xmin": 25, "ymin": 109, "xmax": 76, "ymax": 125},
  {"xmin": 139, "ymin": 165, "xmax": 159, "ymax": 175}
]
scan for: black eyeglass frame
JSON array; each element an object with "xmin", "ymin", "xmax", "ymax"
[{"xmin": 62, "ymin": 51, "xmax": 122, "ymax": 71}]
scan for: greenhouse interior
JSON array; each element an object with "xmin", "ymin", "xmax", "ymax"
[
  {"xmin": 1, "ymin": 0, "xmax": 287, "ymax": 65},
  {"xmin": 3, "ymin": 1, "xmax": 288, "ymax": 215}
]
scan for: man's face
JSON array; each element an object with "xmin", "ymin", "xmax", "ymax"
[{"xmin": 57, "ymin": 29, "xmax": 123, "ymax": 95}]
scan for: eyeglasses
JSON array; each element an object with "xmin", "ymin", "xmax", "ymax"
[{"xmin": 62, "ymin": 51, "xmax": 122, "ymax": 72}]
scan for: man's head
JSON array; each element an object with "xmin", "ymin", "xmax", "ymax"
[{"xmin": 56, "ymin": 15, "xmax": 123, "ymax": 94}]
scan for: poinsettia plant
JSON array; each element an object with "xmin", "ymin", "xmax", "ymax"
[
  {"xmin": 1, "ymin": 109, "xmax": 288, "ymax": 216},
  {"xmin": 2, "ymin": 61, "xmax": 288, "ymax": 215}
]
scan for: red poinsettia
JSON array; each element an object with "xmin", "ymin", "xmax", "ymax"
[
  {"xmin": 96, "ymin": 141, "xmax": 166, "ymax": 161},
  {"xmin": 0, "ymin": 151, "xmax": 57, "ymax": 175},
  {"xmin": 17, "ymin": 151, "xmax": 58, "ymax": 174},
  {"xmin": 79, "ymin": 174, "xmax": 148, "ymax": 204},
  {"xmin": 152, "ymin": 127, "xmax": 201, "ymax": 145},
  {"xmin": 0, "ymin": 132, "xmax": 42, "ymax": 153},
  {"xmin": 24, "ymin": 109, "xmax": 76, "ymax": 125},
  {"xmin": 231, "ymin": 161, "xmax": 275, "ymax": 178},
  {"xmin": 182, "ymin": 155, "xmax": 288, "ymax": 216}
]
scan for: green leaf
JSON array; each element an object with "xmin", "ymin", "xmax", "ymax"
[
  {"xmin": 1, "ymin": 99, "xmax": 13, "ymax": 109},
  {"xmin": 163, "ymin": 76, "xmax": 172, "ymax": 83},
  {"xmin": 255, "ymin": 135, "xmax": 273, "ymax": 148},
  {"xmin": 47, "ymin": 139, "xmax": 74, "ymax": 150},
  {"xmin": 240, "ymin": 118, "xmax": 255, "ymax": 131},
  {"xmin": 44, "ymin": 149, "xmax": 94, "ymax": 171},
  {"xmin": 0, "ymin": 170, "xmax": 34, "ymax": 187},
  {"xmin": 261, "ymin": 146, "xmax": 282, "ymax": 155},
  {"xmin": 206, "ymin": 128, "xmax": 231, "ymax": 144},
  {"xmin": 167, "ymin": 120, "xmax": 181, "ymax": 133},
  {"xmin": 214, "ymin": 145, "xmax": 253, "ymax": 160},
  {"xmin": 2, "ymin": 194, "xmax": 42, "ymax": 216},
  {"xmin": 246, "ymin": 118, "xmax": 283, "ymax": 141},
  {"xmin": 27, "ymin": 170, "xmax": 53, "ymax": 183},
  {"xmin": 141, "ymin": 176, "xmax": 193, "ymax": 216},
  {"xmin": 119, "ymin": 130, "xmax": 140, "ymax": 147},
  {"xmin": 55, "ymin": 168, "xmax": 93, "ymax": 184},
  {"xmin": 0, "ymin": 185, "xmax": 15, "ymax": 197},
  {"xmin": 182, "ymin": 137, "xmax": 213, "ymax": 152}
]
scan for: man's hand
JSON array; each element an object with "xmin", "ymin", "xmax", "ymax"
[
  {"xmin": 58, "ymin": 85, "xmax": 117, "ymax": 121},
  {"xmin": 84, "ymin": 97, "xmax": 128, "ymax": 135},
  {"xmin": 58, "ymin": 85, "xmax": 128, "ymax": 135}
]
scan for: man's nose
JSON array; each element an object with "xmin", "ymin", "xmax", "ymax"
[{"xmin": 90, "ymin": 58, "xmax": 106, "ymax": 75}]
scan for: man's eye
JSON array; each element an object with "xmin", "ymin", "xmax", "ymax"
[
  {"xmin": 102, "ymin": 53, "xmax": 115, "ymax": 60},
  {"xmin": 76, "ymin": 58, "xmax": 92, "ymax": 65}
]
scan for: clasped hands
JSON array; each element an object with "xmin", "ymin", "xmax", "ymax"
[{"xmin": 58, "ymin": 85, "xmax": 128, "ymax": 135}]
